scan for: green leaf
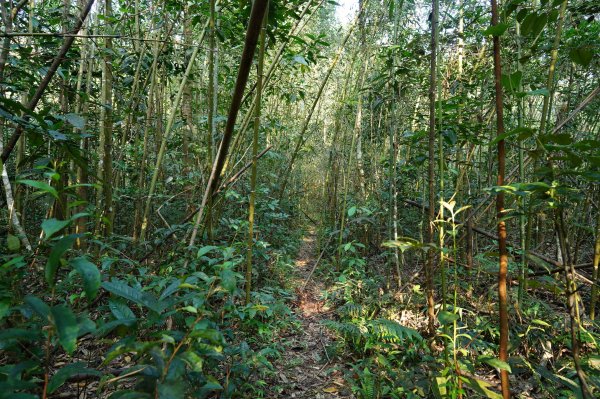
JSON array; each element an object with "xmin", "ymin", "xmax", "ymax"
[
  {"xmin": 219, "ymin": 269, "xmax": 237, "ymax": 293},
  {"xmin": 438, "ymin": 310, "xmax": 459, "ymax": 325},
  {"xmin": 531, "ymin": 319, "xmax": 551, "ymax": 327},
  {"xmin": 460, "ymin": 375, "xmax": 502, "ymax": 399},
  {"xmin": 101, "ymin": 280, "xmax": 162, "ymax": 313},
  {"xmin": 17, "ymin": 180, "xmax": 58, "ymax": 199},
  {"xmin": 70, "ymin": 257, "xmax": 101, "ymax": 300},
  {"xmin": 540, "ymin": 133, "xmax": 572, "ymax": 145},
  {"xmin": 520, "ymin": 12, "xmax": 538, "ymax": 35},
  {"xmin": 292, "ymin": 55, "xmax": 309, "ymax": 66},
  {"xmin": 483, "ymin": 23, "xmax": 509, "ymax": 36},
  {"xmin": 64, "ymin": 113, "xmax": 86, "ymax": 129},
  {"xmin": 51, "ymin": 304, "xmax": 78, "ymax": 354},
  {"xmin": 108, "ymin": 299, "xmax": 136, "ymax": 320},
  {"xmin": 489, "ymin": 127, "xmax": 534, "ymax": 146},
  {"xmin": 347, "ymin": 206, "xmax": 357, "ymax": 217},
  {"xmin": 522, "ymin": 88, "xmax": 549, "ymax": 97},
  {"xmin": 157, "ymin": 381, "xmax": 186, "ymax": 399},
  {"xmin": 46, "ymin": 235, "xmax": 78, "ymax": 287},
  {"xmin": 24, "ymin": 295, "xmax": 51, "ymax": 320},
  {"xmin": 531, "ymin": 12, "xmax": 547, "ymax": 37},
  {"xmin": 501, "ymin": 71, "xmax": 522, "ymax": 92},
  {"xmin": 159, "ymin": 279, "xmax": 180, "ymax": 301},
  {"xmin": 197, "ymin": 245, "xmax": 218, "ymax": 258},
  {"xmin": 478, "ymin": 355, "xmax": 512, "ymax": 372},
  {"xmin": 569, "ymin": 47, "xmax": 593, "ymax": 67},
  {"xmin": 48, "ymin": 362, "xmax": 100, "ymax": 394},
  {"xmin": 0, "ymin": 299, "xmax": 10, "ymax": 320},
  {"xmin": 7, "ymin": 234, "xmax": 20, "ymax": 251},
  {"xmin": 41, "ymin": 218, "xmax": 71, "ymax": 239}
]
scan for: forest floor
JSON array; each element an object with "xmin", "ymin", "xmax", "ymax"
[{"xmin": 269, "ymin": 233, "xmax": 354, "ymax": 398}]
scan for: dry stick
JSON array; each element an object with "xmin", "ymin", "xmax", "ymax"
[
  {"xmin": 1, "ymin": 0, "xmax": 96, "ymax": 163},
  {"xmin": 277, "ymin": 3, "xmax": 365, "ymax": 200},
  {"xmin": 188, "ymin": 0, "xmax": 270, "ymax": 248},
  {"xmin": 302, "ymin": 235, "xmax": 333, "ymax": 290}
]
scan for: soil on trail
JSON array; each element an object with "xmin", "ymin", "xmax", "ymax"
[{"xmin": 271, "ymin": 233, "xmax": 354, "ymax": 398}]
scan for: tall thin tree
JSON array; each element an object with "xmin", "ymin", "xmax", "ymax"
[{"xmin": 490, "ymin": 0, "xmax": 510, "ymax": 397}]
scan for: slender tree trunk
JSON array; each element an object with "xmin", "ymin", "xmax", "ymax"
[
  {"xmin": 188, "ymin": 0, "xmax": 270, "ymax": 247},
  {"xmin": 246, "ymin": 4, "xmax": 268, "ymax": 304},
  {"xmin": 425, "ymin": 0, "xmax": 438, "ymax": 336},
  {"xmin": 490, "ymin": 0, "xmax": 510, "ymax": 397},
  {"xmin": 205, "ymin": 0, "xmax": 218, "ymax": 241},
  {"xmin": 97, "ymin": 0, "xmax": 113, "ymax": 236}
]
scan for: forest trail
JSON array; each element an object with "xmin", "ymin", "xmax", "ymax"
[{"xmin": 271, "ymin": 233, "xmax": 353, "ymax": 398}]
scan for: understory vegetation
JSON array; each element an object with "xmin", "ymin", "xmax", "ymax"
[{"xmin": 1, "ymin": 0, "xmax": 599, "ymax": 398}]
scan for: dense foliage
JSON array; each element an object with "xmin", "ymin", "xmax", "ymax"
[{"xmin": 1, "ymin": 0, "xmax": 599, "ymax": 398}]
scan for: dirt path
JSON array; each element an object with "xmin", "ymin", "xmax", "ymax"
[{"xmin": 271, "ymin": 234, "xmax": 353, "ymax": 398}]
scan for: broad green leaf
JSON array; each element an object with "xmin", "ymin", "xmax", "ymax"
[
  {"xmin": 432, "ymin": 376, "xmax": 448, "ymax": 398},
  {"xmin": 180, "ymin": 351, "xmax": 203, "ymax": 372},
  {"xmin": 489, "ymin": 127, "xmax": 534, "ymax": 145},
  {"xmin": 17, "ymin": 180, "xmax": 58, "ymax": 199},
  {"xmin": 64, "ymin": 113, "xmax": 86, "ymax": 129},
  {"xmin": 483, "ymin": 23, "xmax": 509, "ymax": 36},
  {"xmin": 7, "ymin": 234, "xmax": 20, "ymax": 251},
  {"xmin": 0, "ymin": 299, "xmax": 10, "ymax": 320},
  {"xmin": 108, "ymin": 299, "xmax": 136, "ymax": 320},
  {"xmin": 347, "ymin": 206, "xmax": 357, "ymax": 217},
  {"xmin": 478, "ymin": 355, "xmax": 512, "ymax": 372},
  {"xmin": 41, "ymin": 218, "xmax": 71, "ymax": 239},
  {"xmin": 518, "ymin": 88, "xmax": 550, "ymax": 98},
  {"xmin": 48, "ymin": 362, "xmax": 100, "ymax": 394},
  {"xmin": 501, "ymin": 71, "xmax": 522, "ymax": 92},
  {"xmin": 101, "ymin": 280, "xmax": 162, "ymax": 313},
  {"xmin": 531, "ymin": 12, "xmax": 547, "ymax": 37},
  {"xmin": 24, "ymin": 295, "xmax": 50, "ymax": 320},
  {"xmin": 159, "ymin": 279, "xmax": 180, "ymax": 301},
  {"xmin": 46, "ymin": 235, "xmax": 77, "ymax": 287},
  {"xmin": 541, "ymin": 133, "xmax": 572, "ymax": 145},
  {"xmin": 219, "ymin": 269, "xmax": 237, "ymax": 293},
  {"xmin": 569, "ymin": 47, "xmax": 593, "ymax": 67},
  {"xmin": 438, "ymin": 310, "xmax": 459, "ymax": 325},
  {"xmin": 70, "ymin": 257, "xmax": 101, "ymax": 300},
  {"xmin": 292, "ymin": 55, "xmax": 309, "ymax": 66},
  {"xmin": 51, "ymin": 304, "xmax": 78, "ymax": 354},
  {"xmin": 1, "ymin": 256, "xmax": 26, "ymax": 270},
  {"xmin": 197, "ymin": 245, "xmax": 218, "ymax": 258},
  {"xmin": 521, "ymin": 12, "xmax": 538, "ymax": 35},
  {"xmin": 157, "ymin": 380, "xmax": 186, "ymax": 399},
  {"xmin": 460, "ymin": 375, "xmax": 502, "ymax": 399}
]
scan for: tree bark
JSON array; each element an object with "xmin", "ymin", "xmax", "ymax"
[{"xmin": 490, "ymin": 0, "xmax": 510, "ymax": 396}]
